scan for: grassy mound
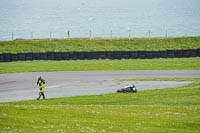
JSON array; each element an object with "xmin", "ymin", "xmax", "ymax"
[{"xmin": 0, "ymin": 37, "xmax": 200, "ymax": 53}]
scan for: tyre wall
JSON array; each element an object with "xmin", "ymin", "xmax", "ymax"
[{"xmin": 0, "ymin": 49, "xmax": 200, "ymax": 62}]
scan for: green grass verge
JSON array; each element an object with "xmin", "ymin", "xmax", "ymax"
[
  {"xmin": 0, "ymin": 57, "xmax": 200, "ymax": 74},
  {"xmin": 0, "ymin": 37, "xmax": 200, "ymax": 53},
  {"xmin": 0, "ymin": 78, "xmax": 200, "ymax": 132},
  {"xmin": 116, "ymin": 78, "xmax": 200, "ymax": 81}
]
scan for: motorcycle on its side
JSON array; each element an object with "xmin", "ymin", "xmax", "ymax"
[{"xmin": 117, "ymin": 85, "xmax": 137, "ymax": 93}]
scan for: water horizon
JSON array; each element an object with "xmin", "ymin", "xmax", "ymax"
[{"xmin": 0, "ymin": 0, "xmax": 200, "ymax": 41}]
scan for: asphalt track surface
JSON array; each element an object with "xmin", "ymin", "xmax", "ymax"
[{"xmin": 0, "ymin": 70, "xmax": 199, "ymax": 103}]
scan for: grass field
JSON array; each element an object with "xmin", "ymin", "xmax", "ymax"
[
  {"xmin": 0, "ymin": 78, "xmax": 200, "ymax": 132},
  {"xmin": 116, "ymin": 78, "xmax": 200, "ymax": 81},
  {"xmin": 0, "ymin": 37, "xmax": 200, "ymax": 53},
  {"xmin": 0, "ymin": 57, "xmax": 200, "ymax": 74},
  {"xmin": 0, "ymin": 37, "xmax": 200, "ymax": 132}
]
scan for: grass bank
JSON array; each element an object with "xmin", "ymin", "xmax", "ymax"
[
  {"xmin": 116, "ymin": 78, "xmax": 200, "ymax": 81},
  {"xmin": 0, "ymin": 78, "xmax": 200, "ymax": 132},
  {"xmin": 0, "ymin": 37, "xmax": 200, "ymax": 53},
  {"xmin": 0, "ymin": 58, "xmax": 200, "ymax": 74}
]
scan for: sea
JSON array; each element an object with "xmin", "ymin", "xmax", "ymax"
[{"xmin": 0, "ymin": 0, "xmax": 200, "ymax": 40}]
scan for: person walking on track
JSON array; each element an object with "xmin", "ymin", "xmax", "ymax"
[{"xmin": 36, "ymin": 76, "xmax": 46, "ymax": 100}]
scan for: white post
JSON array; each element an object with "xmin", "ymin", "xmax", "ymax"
[
  {"xmin": 12, "ymin": 32, "xmax": 14, "ymax": 41},
  {"xmin": 50, "ymin": 32, "xmax": 52, "ymax": 39},
  {"xmin": 110, "ymin": 30, "xmax": 112, "ymax": 40},
  {"xmin": 165, "ymin": 30, "xmax": 168, "ymax": 38},
  {"xmin": 148, "ymin": 30, "xmax": 152, "ymax": 40},
  {"xmin": 89, "ymin": 30, "xmax": 92, "ymax": 40},
  {"xmin": 185, "ymin": 33, "xmax": 187, "ymax": 37},
  {"xmin": 128, "ymin": 29, "xmax": 131, "ymax": 40},
  {"xmin": 31, "ymin": 32, "xmax": 33, "ymax": 39},
  {"xmin": 67, "ymin": 31, "xmax": 70, "ymax": 40}
]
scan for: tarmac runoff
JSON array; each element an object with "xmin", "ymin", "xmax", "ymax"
[{"xmin": 0, "ymin": 70, "xmax": 199, "ymax": 103}]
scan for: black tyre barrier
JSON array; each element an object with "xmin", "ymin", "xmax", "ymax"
[
  {"xmin": 18, "ymin": 53, "xmax": 26, "ymax": 61},
  {"xmin": 160, "ymin": 51, "xmax": 168, "ymax": 58},
  {"xmin": 106, "ymin": 51, "xmax": 114, "ymax": 59},
  {"xmin": 138, "ymin": 51, "xmax": 146, "ymax": 59},
  {"xmin": 4, "ymin": 54, "xmax": 11, "ymax": 62},
  {"xmin": 62, "ymin": 52, "xmax": 70, "ymax": 60},
  {"xmin": 91, "ymin": 52, "xmax": 99, "ymax": 59},
  {"xmin": 47, "ymin": 52, "xmax": 55, "ymax": 60},
  {"xmin": 10, "ymin": 54, "xmax": 17, "ymax": 61},
  {"xmin": 130, "ymin": 51, "xmax": 138, "ymax": 59},
  {"xmin": 167, "ymin": 50, "xmax": 175, "ymax": 58},
  {"xmin": 191, "ymin": 50, "xmax": 197, "ymax": 57},
  {"xmin": 40, "ymin": 53, "xmax": 47, "ymax": 60},
  {"xmin": 83, "ymin": 52, "xmax": 91, "ymax": 60},
  {"xmin": 76, "ymin": 52, "xmax": 84, "ymax": 60},
  {"xmin": 152, "ymin": 51, "xmax": 158, "ymax": 58},
  {"xmin": 0, "ymin": 49, "xmax": 200, "ymax": 62},
  {"xmin": 99, "ymin": 51, "xmax": 106, "ymax": 59},
  {"xmin": 84, "ymin": 52, "xmax": 92, "ymax": 60},
  {"xmin": 122, "ymin": 51, "xmax": 130, "ymax": 59},
  {"xmin": 32, "ymin": 53, "xmax": 40, "ymax": 60},
  {"xmin": 54, "ymin": 52, "xmax": 63, "ymax": 60},
  {"xmin": 182, "ymin": 49, "xmax": 191, "ymax": 57},
  {"xmin": 68, "ymin": 52, "xmax": 75, "ymax": 60},
  {"xmin": 114, "ymin": 51, "xmax": 122, "ymax": 59},
  {"xmin": 25, "ymin": 53, "xmax": 33, "ymax": 61},
  {"xmin": 197, "ymin": 49, "xmax": 200, "ymax": 56},
  {"xmin": 146, "ymin": 51, "xmax": 153, "ymax": 59},
  {"xmin": 0, "ymin": 54, "xmax": 4, "ymax": 62},
  {"xmin": 174, "ymin": 50, "xmax": 182, "ymax": 58}
]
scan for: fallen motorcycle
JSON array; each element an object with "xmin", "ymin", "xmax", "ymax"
[{"xmin": 117, "ymin": 85, "xmax": 137, "ymax": 93}]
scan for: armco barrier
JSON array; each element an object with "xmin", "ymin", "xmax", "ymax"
[{"xmin": 0, "ymin": 49, "xmax": 199, "ymax": 62}]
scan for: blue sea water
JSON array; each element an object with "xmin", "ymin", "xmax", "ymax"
[{"xmin": 0, "ymin": 0, "xmax": 200, "ymax": 40}]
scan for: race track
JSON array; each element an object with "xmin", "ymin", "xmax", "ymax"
[{"xmin": 0, "ymin": 70, "xmax": 199, "ymax": 103}]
